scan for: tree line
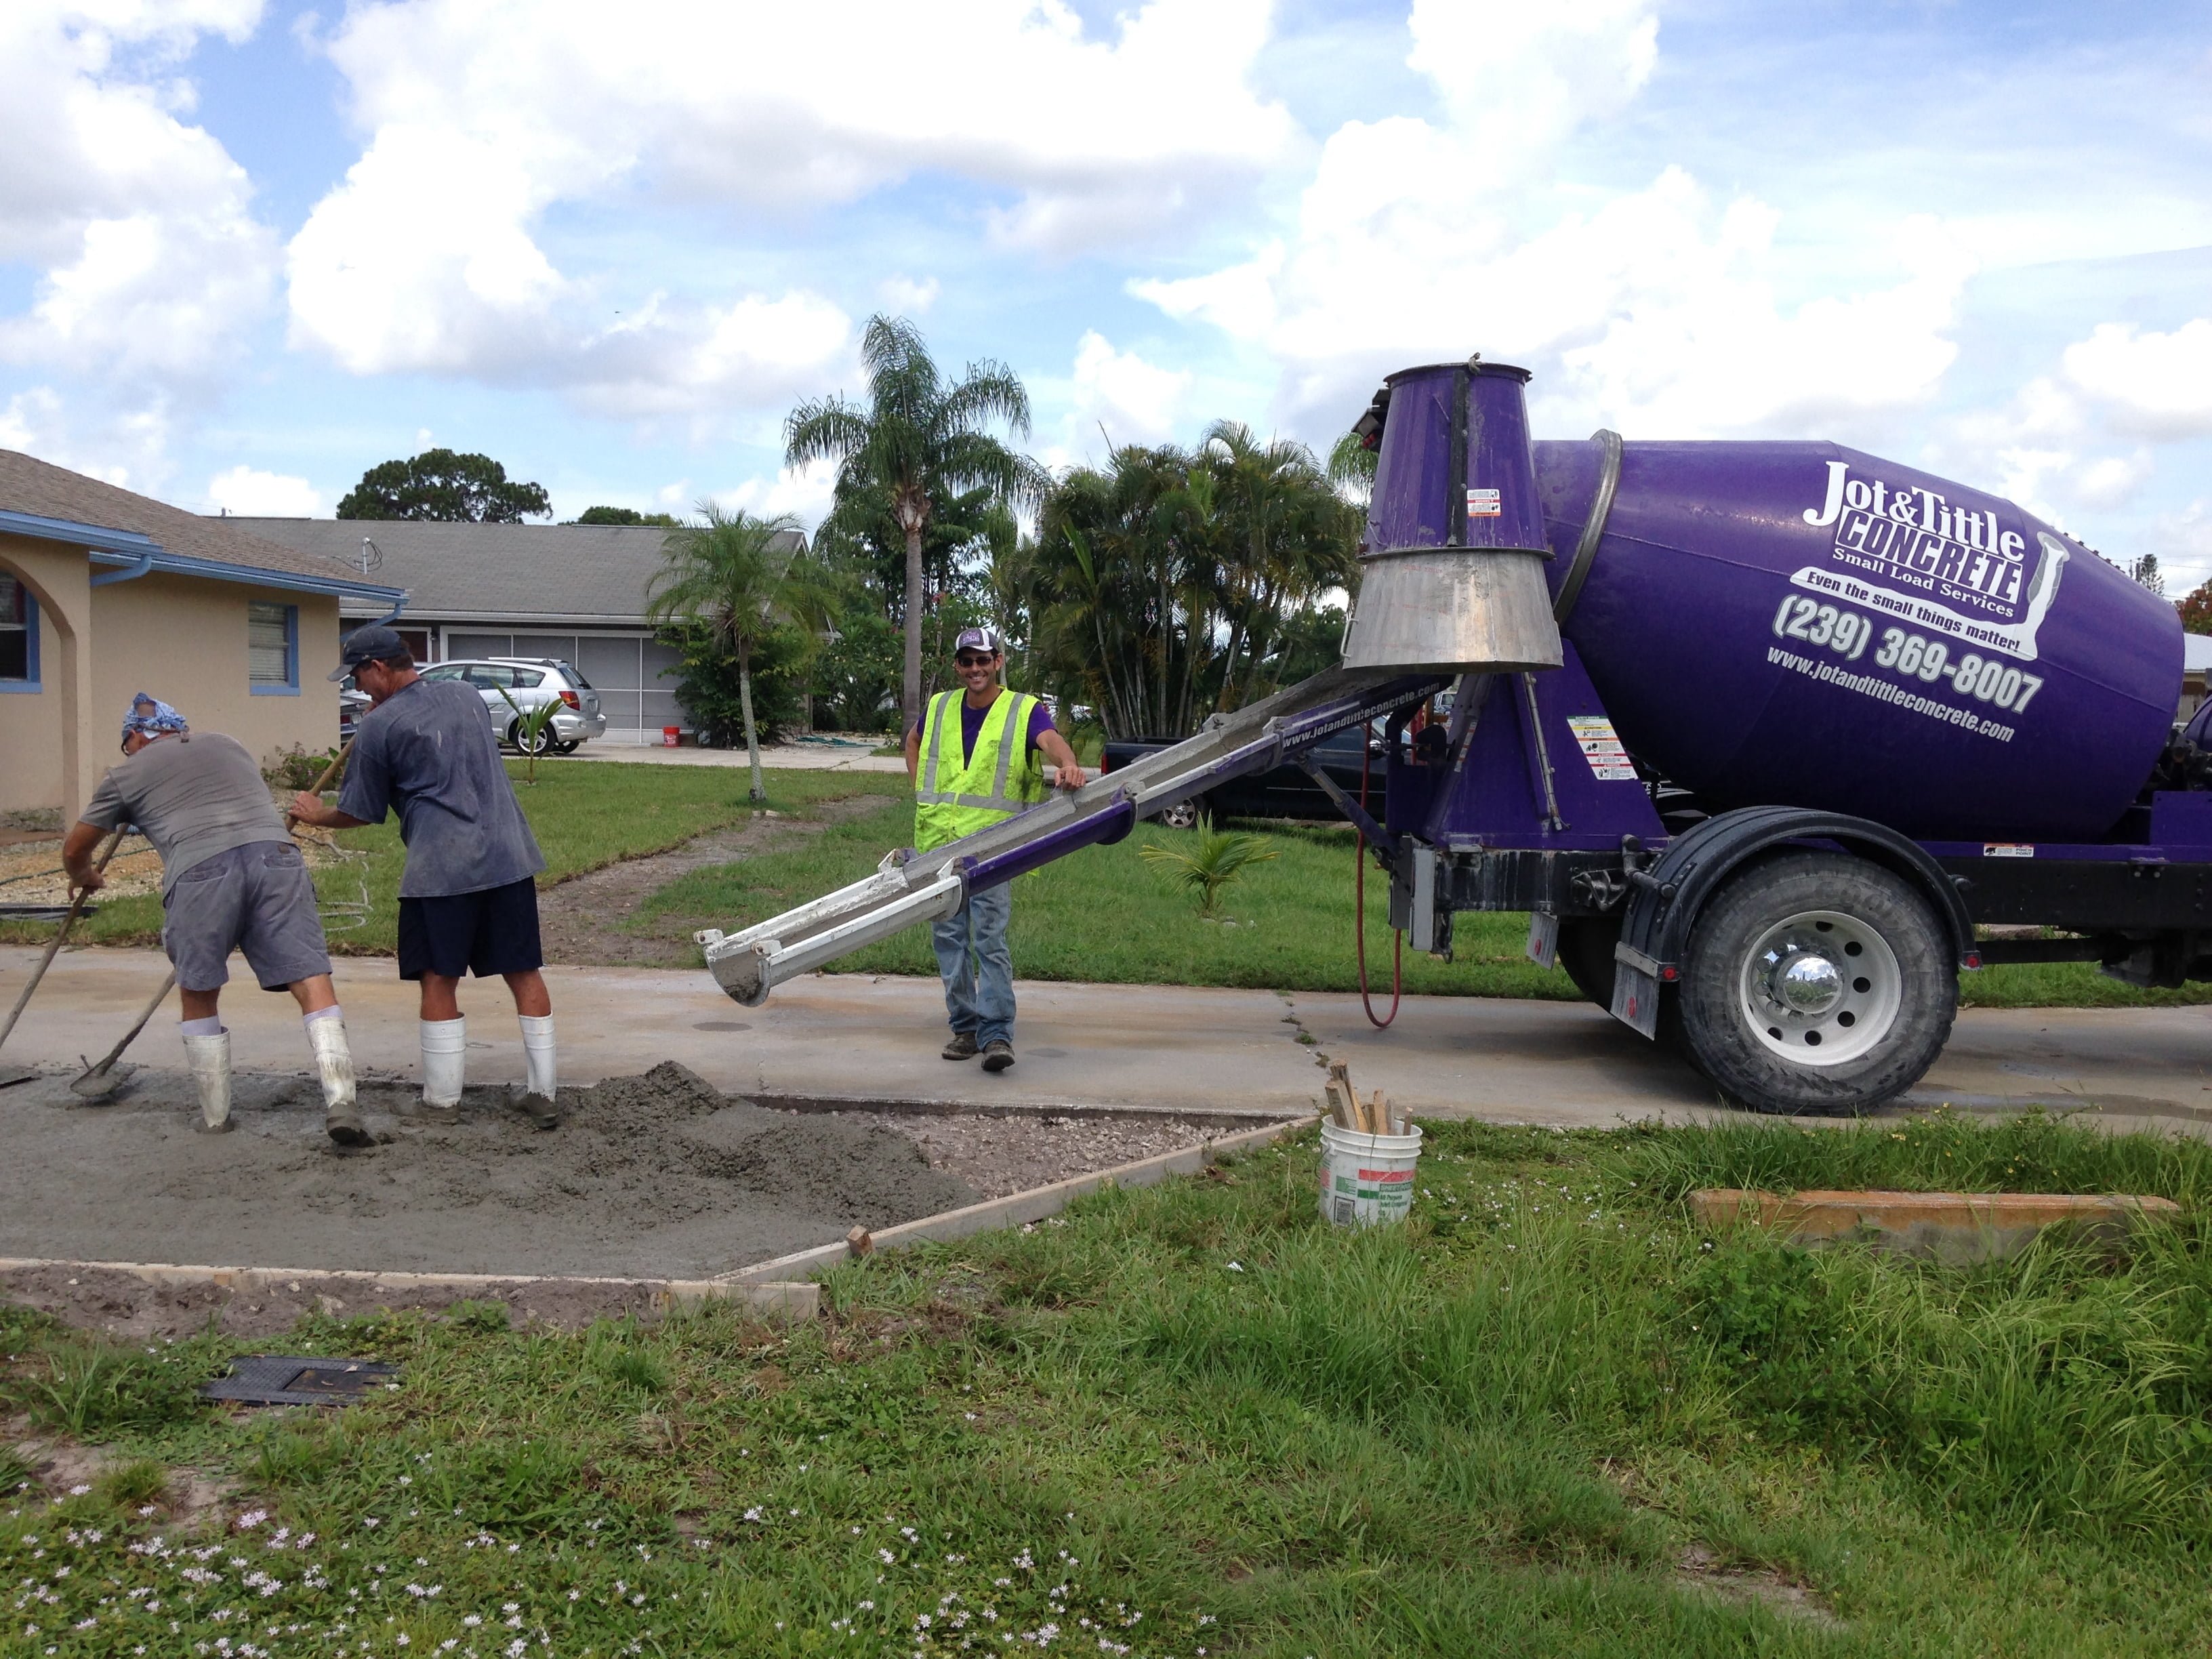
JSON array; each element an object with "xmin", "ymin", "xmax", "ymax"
[{"xmin": 333, "ymin": 313, "xmax": 1376, "ymax": 784}]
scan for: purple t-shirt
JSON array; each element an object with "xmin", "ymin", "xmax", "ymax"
[{"xmin": 912, "ymin": 693, "xmax": 1055, "ymax": 767}]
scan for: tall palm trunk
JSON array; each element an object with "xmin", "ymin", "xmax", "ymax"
[
  {"xmin": 903, "ymin": 523, "xmax": 925, "ymax": 733},
  {"xmin": 738, "ymin": 644, "xmax": 765, "ymax": 803}
]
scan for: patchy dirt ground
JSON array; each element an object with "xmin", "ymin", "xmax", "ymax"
[
  {"xmin": 537, "ymin": 794, "xmax": 898, "ymax": 967},
  {"xmin": 0, "ymin": 1061, "xmax": 1236, "ymax": 1334}
]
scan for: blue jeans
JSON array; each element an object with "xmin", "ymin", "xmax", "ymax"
[{"xmin": 931, "ymin": 882, "xmax": 1015, "ymax": 1047}]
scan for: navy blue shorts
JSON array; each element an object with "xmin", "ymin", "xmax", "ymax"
[{"xmin": 396, "ymin": 877, "xmax": 544, "ymax": 981}]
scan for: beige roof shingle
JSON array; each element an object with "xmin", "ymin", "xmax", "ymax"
[{"xmin": 0, "ymin": 449, "xmax": 392, "ymax": 591}]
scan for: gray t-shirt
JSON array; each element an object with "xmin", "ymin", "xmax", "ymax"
[
  {"xmin": 337, "ymin": 676, "xmax": 546, "ymax": 899},
  {"xmin": 79, "ymin": 733, "xmax": 289, "ymax": 895}
]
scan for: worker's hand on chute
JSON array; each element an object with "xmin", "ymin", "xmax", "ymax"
[{"xmin": 1052, "ymin": 762, "xmax": 1087, "ymax": 790}]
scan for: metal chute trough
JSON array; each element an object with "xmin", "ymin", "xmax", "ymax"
[{"xmin": 700, "ymin": 354, "xmax": 2203, "ymax": 1115}]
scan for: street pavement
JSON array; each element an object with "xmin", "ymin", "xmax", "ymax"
[{"xmin": 4, "ymin": 946, "xmax": 2207, "ymax": 1136}]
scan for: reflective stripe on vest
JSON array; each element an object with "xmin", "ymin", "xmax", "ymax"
[{"xmin": 914, "ymin": 688, "xmax": 1045, "ymax": 853}]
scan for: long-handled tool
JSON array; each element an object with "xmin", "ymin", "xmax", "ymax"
[
  {"xmin": 287, "ymin": 739, "xmax": 354, "ymax": 834},
  {"xmin": 0, "ymin": 825, "xmax": 127, "ymax": 1085},
  {"xmin": 68, "ymin": 967, "xmax": 176, "ymax": 1103}
]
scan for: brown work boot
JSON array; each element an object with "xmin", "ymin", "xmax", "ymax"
[
  {"xmin": 980, "ymin": 1040, "xmax": 1015, "ymax": 1073},
  {"xmin": 941, "ymin": 1032, "xmax": 980, "ymax": 1061}
]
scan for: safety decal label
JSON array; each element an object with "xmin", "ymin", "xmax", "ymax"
[
  {"xmin": 1466, "ymin": 487, "xmax": 1502, "ymax": 518},
  {"xmin": 1566, "ymin": 714, "xmax": 1638, "ymax": 781},
  {"xmin": 1982, "ymin": 843, "xmax": 2035, "ymax": 858}
]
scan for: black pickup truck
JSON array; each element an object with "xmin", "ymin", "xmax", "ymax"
[{"xmin": 1099, "ymin": 721, "xmax": 1383, "ymax": 828}]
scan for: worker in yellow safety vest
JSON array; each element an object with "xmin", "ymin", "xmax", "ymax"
[{"xmin": 903, "ymin": 626, "xmax": 1087, "ymax": 1072}]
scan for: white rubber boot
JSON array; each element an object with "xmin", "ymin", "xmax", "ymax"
[
  {"xmin": 308, "ymin": 1014, "xmax": 367, "ymax": 1146},
  {"xmin": 515, "ymin": 1013, "xmax": 559, "ymax": 1128},
  {"xmin": 184, "ymin": 1030, "xmax": 232, "ymax": 1134},
  {"xmin": 419, "ymin": 1017, "xmax": 466, "ymax": 1120}
]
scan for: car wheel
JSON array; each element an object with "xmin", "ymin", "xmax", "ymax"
[
  {"xmin": 1157, "ymin": 800, "xmax": 1200, "ymax": 831},
  {"xmin": 512, "ymin": 720, "xmax": 557, "ymax": 757},
  {"xmin": 1675, "ymin": 851, "xmax": 1954, "ymax": 1115},
  {"xmin": 553, "ymin": 739, "xmax": 580, "ymax": 755}
]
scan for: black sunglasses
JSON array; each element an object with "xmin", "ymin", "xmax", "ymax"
[{"xmin": 955, "ymin": 653, "xmax": 997, "ymax": 667}]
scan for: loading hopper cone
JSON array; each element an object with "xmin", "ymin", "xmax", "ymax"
[{"xmin": 1343, "ymin": 358, "xmax": 1562, "ymax": 674}]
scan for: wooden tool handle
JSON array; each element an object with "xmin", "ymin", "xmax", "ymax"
[
  {"xmin": 286, "ymin": 737, "xmax": 356, "ymax": 832},
  {"xmin": 0, "ymin": 826, "xmax": 127, "ymax": 1052}
]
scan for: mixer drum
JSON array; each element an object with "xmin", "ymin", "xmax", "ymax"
[{"xmin": 1532, "ymin": 436, "xmax": 2183, "ymax": 842}]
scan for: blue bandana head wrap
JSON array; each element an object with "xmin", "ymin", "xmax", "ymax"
[{"xmin": 121, "ymin": 693, "xmax": 188, "ymax": 739}]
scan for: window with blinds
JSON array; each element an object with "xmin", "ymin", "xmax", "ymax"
[
  {"xmin": 0, "ymin": 574, "xmax": 30, "ymax": 682},
  {"xmin": 248, "ymin": 601, "xmax": 295, "ymax": 689}
]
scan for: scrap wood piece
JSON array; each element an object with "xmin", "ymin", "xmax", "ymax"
[
  {"xmin": 845, "ymin": 1225, "xmax": 875, "ymax": 1256},
  {"xmin": 1691, "ymin": 1187, "xmax": 2182, "ymax": 1264}
]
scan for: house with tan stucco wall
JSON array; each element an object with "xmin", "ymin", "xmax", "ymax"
[{"xmin": 0, "ymin": 450, "xmax": 406, "ymax": 818}]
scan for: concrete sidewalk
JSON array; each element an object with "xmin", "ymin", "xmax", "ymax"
[{"xmin": 4, "ymin": 946, "xmax": 2208, "ymax": 1135}]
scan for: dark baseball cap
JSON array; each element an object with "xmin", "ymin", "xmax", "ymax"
[
  {"xmin": 330, "ymin": 624, "xmax": 411, "ymax": 680},
  {"xmin": 953, "ymin": 626, "xmax": 1004, "ymax": 656}
]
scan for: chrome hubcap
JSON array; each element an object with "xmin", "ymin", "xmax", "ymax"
[{"xmin": 1738, "ymin": 909, "xmax": 1901, "ymax": 1067}]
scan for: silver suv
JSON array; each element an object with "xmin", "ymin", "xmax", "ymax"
[{"xmin": 417, "ymin": 657, "xmax": 607, "ymax": 754}]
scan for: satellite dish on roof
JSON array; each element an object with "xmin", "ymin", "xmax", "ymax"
[{"xmin": 355, "ymin": 537, "xmax": 384, "ymax": 576}]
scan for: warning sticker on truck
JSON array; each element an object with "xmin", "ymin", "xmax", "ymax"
[
  {"xmin": 1466, "ymin": 487, "xmax": 1502, "ymax": 518},
  {"xmin": 1566, "ymin": 715, "xmax": 1639, "ymax": 781}
]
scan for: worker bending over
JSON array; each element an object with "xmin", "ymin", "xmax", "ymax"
[
  {"xmin": 904, "ymin": 627, "xmax": 1086, "ymax": 1072},
  {"xmin": 291, "ymin": 626, "xmax": 558, "ymax": 1126},
  {"xmin": 63, "ymin": 694, "xmax": 363, "ymax": 1143}
]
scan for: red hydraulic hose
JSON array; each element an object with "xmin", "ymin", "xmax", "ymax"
[{"xmin": 1354, "ymin": 733, "xmax": 1402, "ymax": 1029}]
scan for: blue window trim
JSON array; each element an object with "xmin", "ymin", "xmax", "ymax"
[
  {"xmin": 249, "ymin": 600, "xmax": 300, "ymax": 697},
  {"xmin": 0, "ymin": 589, "xmax": 39, "ymax": 693}
]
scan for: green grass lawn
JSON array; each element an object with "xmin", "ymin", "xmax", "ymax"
[
  {"xmin": 646, "ymin": 802, "xmax": 1578, "ymax": 998},
  {"xmin": 10, "ymin": 758, "xmax": 2205, "ymax": 1006},
  {"xmin": 5, "ymin": 1110, "xmax": 2209, "ymax": 1656},
  {"xmin": 0, "ymin": 762, "xmax": 910, "ymax": 957}
]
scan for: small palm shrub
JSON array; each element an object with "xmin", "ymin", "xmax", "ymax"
[{"xmin": 1139, "ymin": 815, "xmax": 1279, "ymax": 917}]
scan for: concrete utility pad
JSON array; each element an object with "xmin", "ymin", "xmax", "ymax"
[{"xmin": 0, "ymin": 1063, "xmax": 985, "ymax": 1282}]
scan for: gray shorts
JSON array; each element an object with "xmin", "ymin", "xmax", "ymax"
[{"xmin": 161, "ymin": 840, "xmax": 332, "ymax": 993}]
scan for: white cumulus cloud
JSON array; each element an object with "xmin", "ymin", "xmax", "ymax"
[
  {"xmin": 286, "ymin": 0, "xmax": 1296, "ymax": 410},
  {"xmin": 2062, "ymin": 319, "xmax": 2212, "ymax": 440},
  {"xmin": 205, "ymin": 464, "xmax": 324, "ymax": 517},
  {"xmin": 0, "ymin": 3, "xmax": 274, "ymax": 391},
  {"xmin": 1067, "ymin": 331, "xmax": 1192, "ymax": 449},
  {"xmin": 1132, "ymin": 0, "xmax": 1974, "ymax": 444}
]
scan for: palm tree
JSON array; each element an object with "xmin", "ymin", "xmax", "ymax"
[
  {"xmin": 647, "ymin": 504, "xmax": 836, "ymax": 802},
  {"xmin": 785, "ymin": 314, "xmax": 1046, "ymax": 732}
]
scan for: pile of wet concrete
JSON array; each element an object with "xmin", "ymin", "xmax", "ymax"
[{"xmin": 0, "ymin": 1061, "xmax": 977, "ymax": 1281}]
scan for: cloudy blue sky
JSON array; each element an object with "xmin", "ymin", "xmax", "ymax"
[{"xmin": 3, "ymin": 1, "xmax": 2208, "ymax": 586}]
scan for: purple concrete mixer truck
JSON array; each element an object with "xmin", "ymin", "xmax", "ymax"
[{"xmin": 698, "ymin": 354, "xmax": 2205, "ymax": 1115}]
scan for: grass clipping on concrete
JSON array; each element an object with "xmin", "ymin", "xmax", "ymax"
[{"xmin": 5, "ymin": 1108, "xmax": 2212, "ymax": 1656}]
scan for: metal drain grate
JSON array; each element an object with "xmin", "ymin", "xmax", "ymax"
[{"xmin": 201, "ymin": 1355, "xmax": 400, "ymax": 1406}]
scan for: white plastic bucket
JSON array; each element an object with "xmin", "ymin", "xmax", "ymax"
[{"xmin": 1318, "ymin": 1122, "xmax": 1422, "ymax": 1228}]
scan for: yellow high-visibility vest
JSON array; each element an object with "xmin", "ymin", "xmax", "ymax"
[{"xmin": 914, "ymin": 688, "xmax": 1046, "ymax": 853}]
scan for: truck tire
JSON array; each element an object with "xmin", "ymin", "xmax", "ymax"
[
  {"xmin": 1556, "ymin": 917, "xmax": 1622, "ymax": 1008},
  {"xmin": 1676, "ymin": 852, "xmax": 1954, "ymax": 1114}
]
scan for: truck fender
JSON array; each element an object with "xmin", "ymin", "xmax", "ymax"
[{"xmin": 1607, "ymin": 805, "xmax": 1979, "ymax": 1038}]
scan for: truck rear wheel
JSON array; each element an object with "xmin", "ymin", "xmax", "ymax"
[{"xmin": 1677, "ymin": 852, "xmax": 1954, "ymax": 1114}]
